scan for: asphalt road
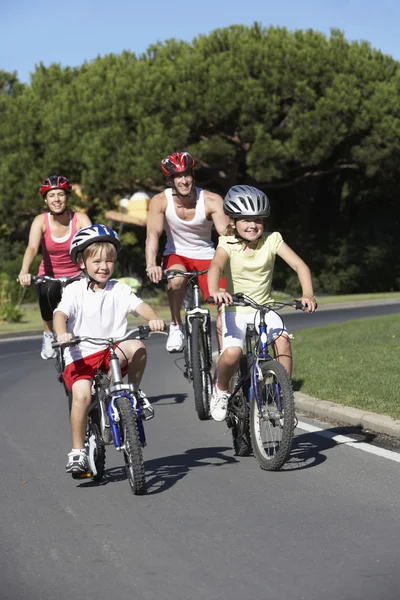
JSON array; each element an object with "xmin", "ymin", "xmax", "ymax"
[{"xmin": 1, "ymin": 303, "xmax": 400, "ymax": 600}]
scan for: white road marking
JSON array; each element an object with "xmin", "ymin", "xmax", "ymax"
[{"xmin": 297, "ymin": 420, "xmax": 400, "ymax": 463}]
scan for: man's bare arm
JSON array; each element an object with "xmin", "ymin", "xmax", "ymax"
[
  {"xmin": 205, "ymin": 191, "xmax": 230, "ymax": 235},
  {"xmin": 145, "ymin": 192, "xmax": 166, "ymax": 283}
]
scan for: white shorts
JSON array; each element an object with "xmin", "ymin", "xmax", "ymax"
[{"xmin": 221, "ymin": 310, "xmax": 288, "ymax": 352}]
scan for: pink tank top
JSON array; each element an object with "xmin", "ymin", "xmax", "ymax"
[{"xmin": 38, "ymin": 212, "xmax": 80, "ymax": 278}]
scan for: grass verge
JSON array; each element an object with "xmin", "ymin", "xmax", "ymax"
[{"xmin": 292, "ymin": 313, "xmax": 400, "ymax": 419}]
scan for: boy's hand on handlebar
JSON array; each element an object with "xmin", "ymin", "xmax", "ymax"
[
  {"xmin": 146, "ymin": 266, "xmax": 163, "ymax": 283},
  {"xmin": 18, "ymin": 273, "xmax": 32, "ymax": 287},
  {"xmin": 148, "ymin": 319, "xmax": 165, "ymax": 332},
  {"xmin": 208, "ymin": 290, "xmax": 233, "ymax": 306},
  {"xmin": 300, "ymin": 295, "xmax": 317, "ymax": 313},
  {"xmin": 56, "ymin": 332, "xmax": 73, "ymax": 346}
]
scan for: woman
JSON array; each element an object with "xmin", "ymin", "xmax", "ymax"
[{"xmin": 19, "ymin": 175, "xmax": 91, "ymax": 359}]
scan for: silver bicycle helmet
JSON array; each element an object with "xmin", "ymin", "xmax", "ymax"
[
  {"xmin": 224, "ymin": 185, "xmax": 270, "ymax": 218},
  {"xmin": 70, "ymin": 224, "xmax": 122, "ymax": 264}
]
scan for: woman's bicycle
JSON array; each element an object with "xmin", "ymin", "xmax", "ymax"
[
  {"xmin": 164, "ymin": 269, "xmax": 212, "ymax": 421},
  {"xmin": 208, "ymin": 292, "xmax": 306, "ymax": 471},
  {"xmin": 53, "ymin": 326, "xmax": 167, "ymax": 495},
  {"xmin": 27, "ymin": 274, "xmax": 82, "ymax": 410}
]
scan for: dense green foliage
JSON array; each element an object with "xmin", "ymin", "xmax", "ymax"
[{"xmin": 1, "ymin": 24, "xmax": 400, "ymax": 294}]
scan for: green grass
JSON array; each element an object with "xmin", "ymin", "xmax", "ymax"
[
  {"xmin": 292, "ymin": 313, "xmax": 400, "ymax": 419},
  {"xmin": 1, "ymin": 291, "xmax": 399, "ymax": 336}
]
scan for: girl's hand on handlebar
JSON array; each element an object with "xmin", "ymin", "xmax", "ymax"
[
  {"xmin": 56, "ymin": 332, "xmax": 73, "ymax": 345},
  {"xmin": 300, "ymin": 295, "xmax": 317, "ymax": 313},
  {"xmin": 208, "ymin": 290, "xmax": 233, "ymax": 306},
  {"xmin": 148, "ymin": 319, "xmax": 165, "ymax": 332},
  {"xmin": 146, "ymin": 266, "xmax": 163, "ymax": 284},
  {"xmin": 18, "ymin": 273, "xmax": 32, "ymax": 287}
]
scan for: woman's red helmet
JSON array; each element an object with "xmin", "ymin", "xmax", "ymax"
[
  {"xmin": 39, "ymin": 175, "xmax": 72, "ymax": 197},
  {"xmin": 160, "ymin": 152, "xmax": 195, "ymax": 177}
]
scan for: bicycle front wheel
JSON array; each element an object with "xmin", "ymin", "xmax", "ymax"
[
  {"xmin": 116, "ymin": 396, "xmax": 146, "ymax": 495},
  {"xmin": 250, "ymin": 361, "xmax": 295, "ymax": 471},
  {"xmin": 227, "ymin": 358, "xmax": 252, "ymax": 456},
  {"xmin": 190, "ymin": 318, "xmax": 211, "ymax": 421}
]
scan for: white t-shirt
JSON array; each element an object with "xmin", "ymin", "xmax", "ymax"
[{"xmin": 54, "ymin": 278, "xmax": 143, "ymax": 366}]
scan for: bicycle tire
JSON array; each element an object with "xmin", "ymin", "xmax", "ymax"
[
  {"xmin": 55, "ymin": 348, "xmax": 72, "ymax": 414},
  {"xmin": 250, "ymin": 360, "xmax": 295, "ymax": 471},
  {"xmin": 116, "ymin": 396, "xmax": 146, "ymax": 495},
  {"xmin": 87, "ymin": 416, "xmax": 106, "ymax": 481},
  {"xmin": 190, "ymin": 318, "xmax": 211, "ymax": 421},
  {"xmin": 227, "ymin": 357, "xmax": 252, "ymax": 456}
]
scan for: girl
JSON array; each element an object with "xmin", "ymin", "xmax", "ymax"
[{"xmin": 207, "ymin": 185, "xmax": 317, "ymax": 422}]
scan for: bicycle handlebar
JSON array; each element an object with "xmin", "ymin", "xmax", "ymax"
[
  {"xmin": 163, "ymin": 268, "xmax": 208, "ymax": 281},
  {"xmin": 206, "ymin": 293, "xmax": 308, "ymax": 312},
  {"xmin": 17, "ymin": 274, "xmax": 82, "ymax": 286},
  {"xmin": 52, "ymin": 325, "xmax": 169, "ymax": 349}
]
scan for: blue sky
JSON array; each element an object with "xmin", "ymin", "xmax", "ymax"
[{"xmin": 2, "ymin": 0, "xmax": 400, "ymax": 83}]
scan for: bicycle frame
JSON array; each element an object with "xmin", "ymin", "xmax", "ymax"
[{"xmin": 165, "ymin": 268, "xmax": 212, "ymax": 374}]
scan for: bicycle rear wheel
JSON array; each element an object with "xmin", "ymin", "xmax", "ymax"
[
  {"xmin": 116, "ymin": 396, "xmax": 146, "ymax": 495},
  {"xmin": 227, "ymin": 357, "xmax": 252, "ymax": 456},
  {"xmin": 87, "ymin": 416, "xmax": 106, "ymax": 481},
  {"xmin": 72, "ymin": 412, "xmax": 105, "ymax": 481},
  {"xmin": 250, "ymin": 360, "xmax": 295, "ymax": 471},
  {"xmin": 190, "ymin": 318, "xmax": 211, "ymax": 421},
  {"xmin": 55, "ymin": 348, "xmax": 72, "ymax": 414}
]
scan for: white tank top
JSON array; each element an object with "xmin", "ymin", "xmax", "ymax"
[{"xmin": 163, "ymin": 187, "xmax": 215, "ymax": 259}]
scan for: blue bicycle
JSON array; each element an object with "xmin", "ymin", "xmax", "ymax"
[
  {"xmin": 53, "ymin": 325, "xmax": 167, "ymax": 495},
  {"xmin": 211, "ymin": 293, "xmax": 305, "ymax": 471}
]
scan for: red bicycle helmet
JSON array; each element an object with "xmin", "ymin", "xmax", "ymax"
[
  {"xmin": 160, "ymin": 152, "xmax": 195, "ymax": 176},
  {"xmin": 39, "ymin": 175, "xmax": 72, "ymax": 197}
]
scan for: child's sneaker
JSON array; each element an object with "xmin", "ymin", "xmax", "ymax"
[
  {"xmin": 166, "ymin": 323, "xmax": 184, "ymax": 352},
  {"xmin": 210, "ymin": 384, "xmax": 230, "ymax": 422},
  {"xmin": 41, "ymin": 331, "xmax": 57, "ymax": 360},
  {"xmin": 66, "ymin": 449, "xmax": 89, "ymax": 473},
  {"xmin": 137, "ymin": 389, "xmax": 154, "ymax": 421}
]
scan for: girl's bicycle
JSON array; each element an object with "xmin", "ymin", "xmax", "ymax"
[
  {"xmin": 209, "ymin": 293, "xmax": 306, "ymax": 471},
  {"xmin": 53, "ymin": 325, "xmax": 167, "ymax": 495},
  {"xmin": 164, "ymin": 268, "xmax": 212, "ymax": 421}
]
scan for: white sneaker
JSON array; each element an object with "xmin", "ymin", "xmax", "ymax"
[
  {"xmin": 137, "ymin": 389, "xmax": 155, "ymax": 420},
  {"xmin": 210, "ymin": 385, "xmax": 230, "ymax": 422},
  {"xmin": 41, "ymin": 332, "xmax": 57, "ymax": 360},
  {"xmin": 166, "ymin": 323, "xmax": 184, "ymax": 353}
]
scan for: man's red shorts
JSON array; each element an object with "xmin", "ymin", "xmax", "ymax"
[
  {"xmin": 162, "ymin": 254, "xmax": 226, "ymax": 301},
  {"xmin": 63, "ymin": 346, "xmax": 127, "ymax": 391}
]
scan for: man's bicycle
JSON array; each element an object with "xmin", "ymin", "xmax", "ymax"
[
  {"xmin": 164, "ymin": 269, "xmax": 212, "ymax": 421},
  {"xmin": 53, "ymin": 325, "xmax": 167, "ymax": 495},
  {"xmin": 209, "ymin": 293, "xmax": 306, "ymax": 471}
]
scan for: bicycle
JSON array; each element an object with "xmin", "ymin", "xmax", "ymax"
[
  {"xmin": 27, "ymin": 274, "xmax": 82, "ymax": 412},
  {"xmin": 53, "ymin": 325, "xmax": 167, "ymax": 494},
  {"xmin": 208, "ymin": 292, "xmax": 307, "ymax": 471},
  {"xmin": 164, "ymin": 268, "xmax": 212, "ymax": 421}
]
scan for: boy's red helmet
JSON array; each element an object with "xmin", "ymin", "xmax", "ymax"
[
  {"xmin": 39, "ymin": 175, "xmax": 72, "ymax": 197},
  {"xmin": 160, "ymin": 152, "xmax": 195, "ymax": 176}
]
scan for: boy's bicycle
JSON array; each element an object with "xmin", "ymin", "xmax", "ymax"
[
  {"xmin": 209, "ymin": 293, "xmax": 306, "ymax": 471},
  {"xmin": 53, "ymin": 325, "xmax": 167, "ymax": 495},
  {"xmin": 164, "ymin": 269, "xmax": 212, "ymax": 421}
]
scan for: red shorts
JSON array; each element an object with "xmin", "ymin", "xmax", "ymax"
[
  {"xmin": 162, "ymin": 254, "xmax": 226, "ymax": 301},
  {"xmin": 63, "ymin": 346, "xmax": 127, "ymax": 391}
]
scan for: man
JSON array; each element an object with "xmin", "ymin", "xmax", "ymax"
[{"xmin": 146, "ymin": 151, "xmax": 228, "ymax": 352}]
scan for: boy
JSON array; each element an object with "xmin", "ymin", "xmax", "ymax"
[{"xmin": 54, "ymin": 224, "xmax": 164, "ymax": 473}]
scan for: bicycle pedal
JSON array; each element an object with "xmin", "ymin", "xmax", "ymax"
[{"xmin": 71, "ymin": 471, "xmax": 92, "ymax": 479}]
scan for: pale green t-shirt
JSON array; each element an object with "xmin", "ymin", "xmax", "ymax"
[{"xmin": 218, "ymin": 232, "xmax": 283, "ymax": 313}]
